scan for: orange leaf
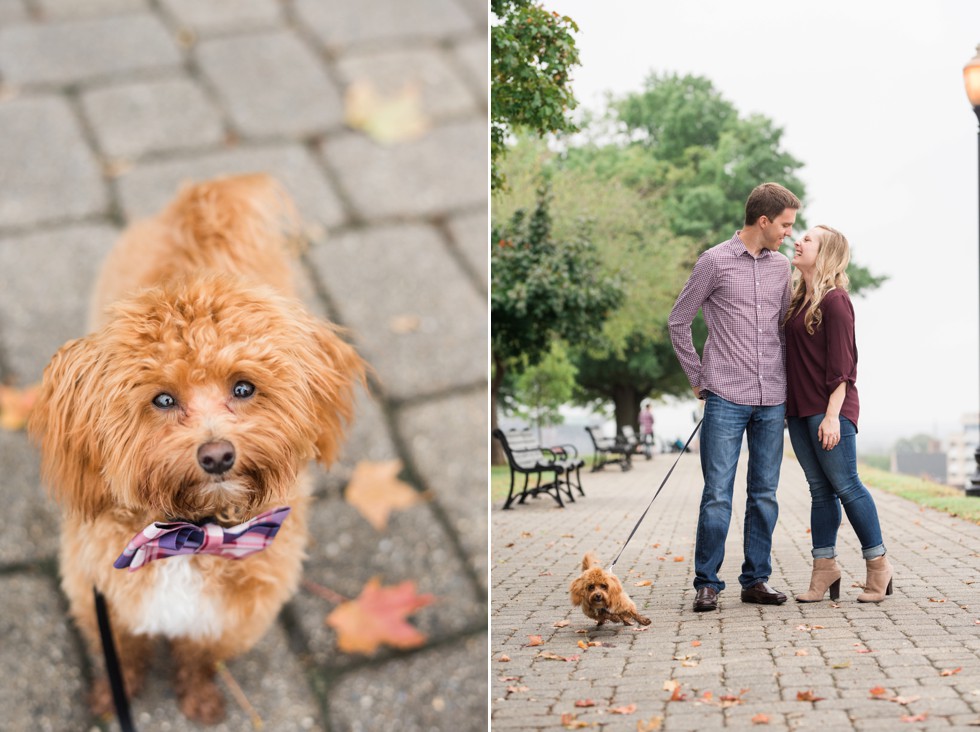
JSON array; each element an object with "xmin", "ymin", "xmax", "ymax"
[
  {"xmin": 752, "ymin": 713, "xmax": 770, "ymax": 724},
  {"xmin": 560, "ymin": 712, "xmax": 590, "ymax": 729},
  {"xmin": 672, "ymin": 556, "xmax": 685, "ymax": 562},
  {"xmin": 634, "ymin": 579, "xmax": 653, "ymax": 587},
  {"xmin": 691, "ymin": 640, "xmax": 701, "ymax": 647},
  {"xmin": 498, "ymin": 655, "xmax": 511, "ymax": 662},
  {"xmin": 574, "ymin": 699, "xmax": 595, "ymax": 708},
  {"xmin": 869, "ymin": 686, "xmax": 889, "ymax": 698},
  {"xmin": 527, "ymin": 635, "xmax": 543, "ymax": 647},
  {"xmin": 669, "ymin": 686, "xmax": 687, "ymax": 702},
  {"xmin": 554, "ymin": 620, "xmax": 570, "ymax": 628},
  {"xmin": 610, "ymin": 704, "xmax": 636, "ymax": 715},
  {"xmin": 796, "ymin": 689, "xmax": 825, "ymax": 702},
  {"xmin": 940, "ymin": 667, "xmax": 962, "ymax": 676},
  {"xmin": 0, "ymin": 384, "xmax": 38, "ymax": 431},
  {"xmin": 344, "ymin": 460, "xmax": 423, "ymax": 531},
  {"xmin": 325, "ymin": 577, "xmax": 434, "ymax": 654}
]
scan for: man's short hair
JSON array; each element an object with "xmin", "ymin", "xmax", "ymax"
[{"xmin": 744, "ymin": 183, "xmax": 801, "ymax": 226}]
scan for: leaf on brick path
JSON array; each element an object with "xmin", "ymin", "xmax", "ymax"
[
  {"xmin": 941, "ymin": 667, "xmax": 963, "ymax": 676},
  {"xmin": 635, "ymin": 579, "xmax": 653, "ymax": 587},
  {"xmin": 795, "ymin": 649, "xmax": 809, "ymax": 656},
  {"xmin": 521, "ymin": 531, "xmax": 532, "ymax": 538},
  {"xmin": 691, "ymin": 640, "xmax": 702, "ymax": 647},
  {"xmin": 700, "ymin": 691, "xmax": 713, "ymax": 702},
  {"xmin": 560, "ymin": 712, "xmax": 591, "ymax": 729},
  {"xmin": 662, "ymin": 679, "xmax": 679, "ymax": 692},
  {"xmin": 832, "ymin": 660, "xmax": 851, "ymax": 669},
  {"xmin": 539, "ymin": 571, "xmax": 553, "ymax": 576},
  {"xmin": 610, "ymin": 704, "xmax": 637, "ymax": 715},
  {"xmin": 498, "ymin": 655, "xmax": 511, "ymax": 662},
  {"xmin": 830, "ymin": 602, "xmax": 842, "ymax": 608},
  {"xmin": 669, "ymin": 685, "xmax": 687, "ymax": 702},
  {"xmin": 657, "ymin": 556, "xmax": 666, "ymax": 561},
  {"xmin": 574, "ymin": 699, "xmax": 596, "ymax": 708},
  {"xmin": 526, "ymin": 635, "xmax": 544, "ymax": 647},
  {"xmin": 505, "ymin": 685, "xmax": 529, "ymax": 696},
  {"xmin": 890, "ymin": 695, "xmax": 921, "ymax": 705},
  {"xmin": 855, "ymin": 647, "xmax": 873, "ymax": 654},
  {"xmin": 929, "ymin": 597, "xmax": 948, "ymax": 603},
  {"xmin": 672, "ymin": 556, "xmax": 685, "ymax": 562},
  {"xmin": 576, "ymin": 629, "xmax": 589, "ymax": 635},
  {"xmin": 554, "ymin": 620, "xmax": 570, "ymax": 628},
  {"xmin": 717, "ymin": 693, "xmax": 744, "ymax": 708},
  {"xmin": 389, "ymin": 313, "xmax": 422, "ymax": 334},
  {"xmin": 637, "ymin": 717, "xmax": 663, "ymax": 731},
  {"xmin": 499, "ymin": 675, "xmax": 521, "ymax": 682},
  {"xmin": 0, "ymin": 384, "xmax": 38, "ymax": 431},
  {"xmin": 795, "ymin": 690, "xmax": 825, "ymax": 702},
  {"xmin": 869, "ymin": 686, "xmax": 889, "ymax": 697},
  {"xmin": 752, "ymin": 713, "xmax": 771, "ymax": 725},
  {"xmin": 673, "ymin": 653, "xmax": 696, "ymax": 661},
  {"xmin": 537, "ymin": 650, "xmax": 579, "ymax": 662},
  {"xmin": 651, "ymin": 542, "xmax": 661, "ymax": 548},
  {"xmin": 504, "ymin": 542, "xmax": 515, "ymax": 548},
  {"xmin": 344, "ymin": 459, "xmax": 424, "ymax": 531},
  {"xmin": 901, "ymin": 712, "xmax": 929, "ymax": 722},
  {"xmin": 325, "ymin": 577, "xmax": 434, "ymax": 654},
  {"xmin": 343, "ymin": 79, "xmax": 430, "ymax": 145}
]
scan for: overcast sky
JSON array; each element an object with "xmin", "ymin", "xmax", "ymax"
[{"xmin": 545, "ymin": 0, "xmax": 980, "ymax": 450}]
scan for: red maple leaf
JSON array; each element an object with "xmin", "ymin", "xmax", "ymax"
[{"xmin": 326, "ymin": 578, "xmax": 435, "ymax": 654}]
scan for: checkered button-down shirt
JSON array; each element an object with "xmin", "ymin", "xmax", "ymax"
[{"xmin": 668, "ymin": 233, "xmax": 791, "ymax": 406}]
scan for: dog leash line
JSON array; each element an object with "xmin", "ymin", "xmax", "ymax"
[
  {"xmin": 94, "ymin": 587, "xmax": 137, "ymax": 732},
  {"xmin": 608, "ymin": 418, "xmax": 703, "ymax": 573}
]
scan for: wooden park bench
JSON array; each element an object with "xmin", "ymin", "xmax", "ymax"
[
  {"xmin": 492, "ymin": 428, "xmax": 585, "ymax": 509},
  {"xmin": 585, "ymin": 425, "xmax": 633, "ymax": 472}
]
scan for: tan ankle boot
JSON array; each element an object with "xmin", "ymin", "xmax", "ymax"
[
  {"xmin": 857, "ymin": 555, "xmax": 893, "ymax": 602},
  {"xmin": 795, "ymin": 557, "xmax": 842, "ymax": 602}
]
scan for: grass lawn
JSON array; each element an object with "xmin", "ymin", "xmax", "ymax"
[{"xmin": 860, "ymin": 464, "xmax": 980, "ymax": 524}]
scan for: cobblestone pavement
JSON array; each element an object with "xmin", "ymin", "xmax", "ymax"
[
  {"xmin": 491, "ymin": 449, "xmax": 980, "ymax": 730},
  {"xmin": 0, "ymin": 1, "xmax": 487, "ymax": 730}
]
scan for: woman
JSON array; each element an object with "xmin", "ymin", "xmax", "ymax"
[{"xmin": 784, "ymin": 225, "xmax": 892, "ymax": 603}]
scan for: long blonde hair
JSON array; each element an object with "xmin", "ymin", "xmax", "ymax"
[{"xmin": 783, "ymin": 224, "xmax": 850, "ymax": 335}]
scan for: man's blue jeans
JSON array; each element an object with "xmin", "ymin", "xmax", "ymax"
[
  {"xmin": 695, "ymin": 392, "xmax": 785, "ymax": 592},
  {"xmin": 787, "ymin": 414, "xmax": 885, "ymax": 560}
]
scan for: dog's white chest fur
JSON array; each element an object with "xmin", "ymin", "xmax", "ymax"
[{"xmin": 134, "ymin": 556, "xmax": 224, "ymax": 639}]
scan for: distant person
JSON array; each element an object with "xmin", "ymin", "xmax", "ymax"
[
  {"xmin": 639, "ymin": 403, "xmax": 655, "ymax": 460},
  {"xmin": 784, "ymin": 225, "xmax": 891, "ymax": 603},
  {"xmin": 669, "ymin": 182, "xmax": 799, "ymax": 613}
]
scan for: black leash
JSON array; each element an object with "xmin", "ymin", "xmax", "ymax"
[
  {"xmin": 608, "ymin": 418, "xmax": 703, "ymax": 572},
  {"xmin": 94, "ymin": 587, "xmax": 137, "ymax": 732}
]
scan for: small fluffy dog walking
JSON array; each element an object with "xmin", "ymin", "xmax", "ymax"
[
  {"xmin": 569, "ymin": 553, "xmax": 651, "ymax": 627},
  {"xmin": 29, "ymin": 174, "xmax": 364, "ymax": 723}
]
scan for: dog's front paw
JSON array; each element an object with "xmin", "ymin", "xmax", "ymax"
[
  {"xmin": 637, "ymin": 615, "xmax": 652, "ymax": 626},
  {"xmin": 88, "ymin": 677, "xmax": 114, "ymax": 719},
  {"xmin": 178, "ymin": 679, "xmax": 226, "ymax": 725}
]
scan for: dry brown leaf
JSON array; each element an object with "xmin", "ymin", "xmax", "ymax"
[
  {"xmin": 691, "ymin": 640, "xmax": 701, "ymax": 647},
  {"xmin": 672, "ymin": 556, "xmax": 685, "ymax": 562},
  {"xmin": 941, "ymin": 667, "xmax": 963, "ymax": 676},
  {"xmin": 325, "ymin": 577, "xmax": 434, "ymax": 654},
  {"xmin": 560, "ymin": 713, "xmax": 590, "ymax": 729},
  {"xmin": 498, "ymin": 655, "xmax": 511, "ymax": 663},
  {"xmin": 796, "ymin": 689, "xmax": 825, "ymax": 702},
  {"xmin": 344, "ymin": 79, "xmax": 430, "ymax": 144},
  {"xmin": 795, "ymin": 649, "xmax": 809, "ymax": 656},
  {"xmin": 637, "ymin": 717, "xmax": 663, "ymax": 731},
  {"xmin": 345, "ymin": 459, "xmax": 423, "ymax": 531},
  {"xmin": 574, "ymin": 699, "xmax": 596, "ymax": 708},
  {"xmin": 634, "ymin": 580, "xmax": 653, "ymax": 587},
  {"xmin": 901, "ymin": 712, "xmax": 929, "ymax": 722},
  {"xmin": 0, "ymin": 384, "xmax": 38, "ymax": 431},
  {"xmin": 526, "ymin": 635, "xmax": 543, "ymax": 647},
  {"xmin": 751, "ymin": 713, "xmax": 770, "ymax": 724},
  {"xmin": 554, "ymin": 620, "xmax": 570, "ymax": 628}
]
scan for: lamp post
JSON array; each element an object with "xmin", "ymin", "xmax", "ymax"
[{"xmin": 964, "ymin": 44, "xmax": 980, "ymax": 497}]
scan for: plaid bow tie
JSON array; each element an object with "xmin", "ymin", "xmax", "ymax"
[{"xmin": 113, "ymin": 506, "xmax": 291, "ymax": 572}]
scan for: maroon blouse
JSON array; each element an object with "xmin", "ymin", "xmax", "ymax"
[{"xmin": 785, "ymin": 288, "xmax": 860, "ymax": 429}]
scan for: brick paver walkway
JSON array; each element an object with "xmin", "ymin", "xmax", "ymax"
[
  {"xmin": 0, "ymin": 2, "xmax": 487, "ymax": 730},
  {"xmin": 491, "ymin": 450, "xmax": 980, "ymax": 730}
]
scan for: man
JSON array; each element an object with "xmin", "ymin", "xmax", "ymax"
[{"xmin": 668, "ymin": 182, "xmax": 799, "ymax": 612}]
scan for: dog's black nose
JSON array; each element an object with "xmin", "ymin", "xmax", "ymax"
[{"xmin": 197, "ymin": 440, "xmax": 236, "ymax": 474}]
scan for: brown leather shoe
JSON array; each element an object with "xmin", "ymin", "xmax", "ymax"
[
  {"xmin": 693, "ymin": 586, "xmax": 718, "ymax": 612},
  {"xmin": 740, "ymin": 581, "xmax": 787, "ymax": 605}
]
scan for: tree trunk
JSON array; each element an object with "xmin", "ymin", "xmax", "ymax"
[
  {"xmin": 612, "ymin": 385, "xmax": 642, "ymax": 434},
  {"xmin": 491, "ymin": 352, "xmax": 506, "ymax": 466}
]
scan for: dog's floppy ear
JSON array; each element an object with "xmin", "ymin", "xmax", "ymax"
[
  {"xmin": 28, "ymin": 335, "xmax": 110, "ymax": 519},
  {"xmin": 569, "ymin": 575, "xmax": 587, "ymax": 606},
  {"xmin": 606, "ymin": 573, "xmax": 625, "ymax": 604},
  {"xmin": 301, "ymin": 317, "xmax": 366, "ymax": 467}
]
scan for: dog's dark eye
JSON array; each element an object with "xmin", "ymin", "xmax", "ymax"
[
  {"xmin": 587, "ymin": 584, "xmax": 594, "ymax": 592},
  {"xmin": 600, "ymin": 583, "xmax": 608, "ymax": 590},
  {"xmin": 232, "ymin": 381, "xmax": 255, "ymax": 399},
  {"xmin": 152, "ymin": 393, "xmax": 177, "ymax": 409}
]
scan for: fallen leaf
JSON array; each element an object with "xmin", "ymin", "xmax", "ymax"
[
  {"xmin": 325, "ymin": 577, "xmax": 435, "ymax": 654},
  {"xmin": 560, "ymin": 712, "xmax": 590, "ymax": 729},
  {"xmin": 929, "ymin": 597, "xmax": 948, "ymax": 603},
  {"xmin": 506, "ymin": 685, "xmax": 529, "ymax": 696},
  {"xmin": 941, "ymin": 667, "xmax": 963, "ymax": 677},
  {"xmin": 700, "ymin": 691, "xmax": 713, "ymax": 702},
  {"xmin": 610, "ymin": 704, "xmax": 637, "ymax": 715},
  {"xmin": 796, "ymin": 690, "xmax": 825, "ymax": 702},
  {"xmin": 539, "ymin": 571, "xmax": 553, "ymax": 576},
  {"xmin": 574, "ymin": 699, "xmax": 596, "ymax": 708},
  {"xmin": 691, "ymin": 640, "xmax": 702, "ymax": 647},
  {"xmin": 832, "ymin": 660, "xmax": 851, "ymax": 669},
  {"xmin": 662, "ymin": 680, "xmax": 679, "ymax": 692},
  {"xmin": 672, "ymin": 556, "xmax": 685, "ymax": 562},
  {"xmin": 669, "ymin": 685, "xmax": 687, "ymax": 702},
  {"xmin": 891, "ymin": 695, "xmax": 921, "ymax": 705},
  {"xmin": 856, "ymin": 647, "xmax": 873, "ymax": 654},
  {"xmin": 344, "ymin": 460, "xmax": 424, "ymax": 531},
  {"xmin": 0, "ymin": 384, "xmax": 38, "ymax": 431},
  {"xmin": 554, "ymin": 620, "xmax": 570, "ymax": 628},
  {"xmin": 651, "ymin": 542, "xmax": 661, "ymax": 548},
  {"xmin": 499, "ymin": 675, "xmax": 520, "ymax": 681},
  {"xmin": 344, "ymin": 79, "xmax": 430, "ymax": 144},
  {"xmin": 537, "ymin": 651, "xmax": 578, "ymax": 662},
  {"xmin": 869, "ymin": 686, "xmax": 889, "ymax": 697},
  {"xmin": 795, "ymin": 649, "xmax": 809, "ymax": 656},
  {"xmin": 635, "ymin": 580, "xmax": 653, "ymax": 587},
  {"xmin": 901, "ymin": 712, "xmax": 929, "ymax": 722},
  {"xmin": 526, "ymin": 635, "xmax": 544, "ymax": 647},
  {"xmin": 637, "ymin": 717, "xmax": 663, "ymax": 731},
  {"xmin": 752, "ymin": 713, "xmax": 770, "ymax": 724},
  {"xmin": 498, "ymin": 655, "xmax": 511, "ymax": 663}
]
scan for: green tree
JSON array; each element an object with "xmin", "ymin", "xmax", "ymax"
[
  {"xmin": 491, "ymin": 183, "xmax": 623, "ymax": 463},
  {"xmin": 491, "ymin": 0, "xmax": 580, "ymax": 192},
  {"xmin": 509, "ymin": 340, "xmax": 577, "ymax": 444}
]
